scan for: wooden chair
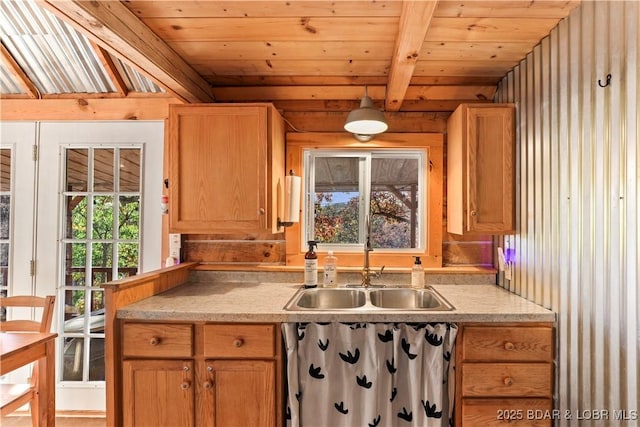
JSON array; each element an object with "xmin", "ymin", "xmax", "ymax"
[{"xmin": 0, "ymin": 295, "xmax": 56, "ymax": 426}]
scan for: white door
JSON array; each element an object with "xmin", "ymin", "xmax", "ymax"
[{"xmin": 1, "ymin": 121, "xmax": 164, "ymax": 411}]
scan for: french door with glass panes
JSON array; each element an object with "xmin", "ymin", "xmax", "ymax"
[
  {"xmin": 1, "ymin": 121, "xmax": 163, "ymax": 411},
  {"xmin": 60, "ymin": 146, "xmax": 142, "ymax": 384}
]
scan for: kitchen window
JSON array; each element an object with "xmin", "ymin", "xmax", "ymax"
[
  {"xmin": 286, "ymin": 133, "xmax": 443, "ymax": 268},
  {"xmin": 304, "ymin": 150, "xmax": 425, "ymax": 252}
]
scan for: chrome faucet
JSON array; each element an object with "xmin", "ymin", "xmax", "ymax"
[{"xmin": 361, "ymin": 215, "xmax": 384, "ymax": 288}]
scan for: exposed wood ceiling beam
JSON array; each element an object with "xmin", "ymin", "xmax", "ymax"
[
  {"xmin": 0, "ymin": 97, "xmax": 182, "ymax": 121},
  {"xmin": 1, "ymin": 42, "xmax": 39, "ymax": 99},
  {"xmin": 385, "ymin": 0, "xmax": 438, "ymax": 112},
  {"xmin": 39, "ymin": 0, "xmax": 214, "ymax": 103},
  {"xmin": 90, "ymin": 41, "xmax": 128, "ymax": 98}
]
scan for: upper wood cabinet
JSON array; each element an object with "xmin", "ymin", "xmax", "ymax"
[
  {"xmin": 167, "ymin": 104, "xmax": 285, "ymax": 233},
  {"xmin": 447, "ymin": 103, "xmax": 515, "ymax": 235}
]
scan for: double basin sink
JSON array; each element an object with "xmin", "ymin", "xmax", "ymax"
[{"xmin": 284, "ymin": 286, "xmax": 454, "ymax": 311}]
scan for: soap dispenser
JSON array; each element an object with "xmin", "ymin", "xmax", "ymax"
[
  {"xmin": 322, "ymin": 251, "xmax": 338, "ymax": 288},
  {"xmin": 304, "ymin": 240, "xmax": 318, "ymax": 288},
  {"xmin": 411, "ymin": 256, "xmax": 425, "ymax": 289}
]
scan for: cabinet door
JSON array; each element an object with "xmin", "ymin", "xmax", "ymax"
[
  {"xmin": 447, "ymin": 104, "xmax": 515, "ymax": 235},
  {"xmin": 168, "ymin": 105, "xmax": 268, "ymax": 233},
  {"xmin": 203, "ymin": 359, "xmax": 276, "ymax": 427},
  {"xmin": 123, "ymin": 359, "xmax": 195, "ymax": 427},
  {"xmin": 466, "ymin": 106, "xmax": 514, "ymax": 233}
]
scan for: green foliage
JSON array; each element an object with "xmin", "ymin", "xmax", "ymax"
[
  {"xmin": 67, "ymin": 195, "xmax": 140, "ymax": 289},
  {"xmin": 314, "ymin": 191, "xmax": 413, "ymax": 248}
]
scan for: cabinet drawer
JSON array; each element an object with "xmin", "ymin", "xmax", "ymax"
[
  {"xmin": 123, "ymin": 323, "xmax": 193, "ymax": 358},
  {"xmin": 462, "ymin": 326, "xmax": 553, "ymax": 362},
  {"xmin": 204, "ymin": 324, "xmax": 275, "ymax": 358},
  {"xmin": 462, "ymin": 398, "xmax": 552, "ymax": 426},
  {"xmin": 461, "ymin": 363, "xmax": 552, "ymax": 397}
]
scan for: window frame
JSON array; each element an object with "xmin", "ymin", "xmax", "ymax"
[
  {"xmin": 285, "ymin": 132, "xmax": 443, "ymax": 268},
  {"xmin": 304, "ymin": 149, "xmax": 427, "ymax": 253}
]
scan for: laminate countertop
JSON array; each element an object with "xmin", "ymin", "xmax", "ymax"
[{"xmin": 116, "ymin": 281, "xmax": 555, "ymax": 323}]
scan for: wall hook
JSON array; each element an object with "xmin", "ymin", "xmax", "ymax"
[{"xmin": 598, "ymin": 74, "xmax": 612, "ymax": 88}]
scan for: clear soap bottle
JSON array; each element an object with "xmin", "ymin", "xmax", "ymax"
[
  {"xmin": 411, "ymin": 256, "xmax": 425, "ymax": 289},
  {"xmin": 323, "ymin": 251, "xmax": 338, "ymax": 288}
]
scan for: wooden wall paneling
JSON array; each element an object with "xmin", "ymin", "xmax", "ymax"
[
  {"xmin": 442, "ymin": 241, "xmax": 494, "ymax": 267},
  {"xmin": 282, "ymin": 111, "xmax": 448, "ymax": 133},
  {"xmin": 183, "ymin": 240, "xmax": 286, "ymax": 264}
]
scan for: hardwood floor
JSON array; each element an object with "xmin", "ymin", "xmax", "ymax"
[{"xmin": 0, "ymin": 414, "xmax": 106, "ymax": 426}]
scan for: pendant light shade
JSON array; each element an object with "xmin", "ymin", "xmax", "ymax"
[{"xmin": 344, "ymin": 88, "xmax": 388, "ymax": 140}]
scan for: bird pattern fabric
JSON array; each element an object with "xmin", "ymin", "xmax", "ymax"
[{"xmin": 283, "ymin": 322, "xmax": 457, "ymax": 427}]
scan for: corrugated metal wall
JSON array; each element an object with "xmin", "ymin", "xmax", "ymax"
[{"xmin": 495, "ymin": 1, "xmax": 639, "ymax": 424}]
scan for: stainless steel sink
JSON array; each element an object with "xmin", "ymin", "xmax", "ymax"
[
  {"xmin": 284, "ymin": 286, "xmax": 453, "ymax": 311},
  {"xmin": 288, "ymin": 288, "xmax": 366, "ymax": 310},
  {"xmin": 369, "ymin": 288, "xmax": 453, "ymax": 310}
]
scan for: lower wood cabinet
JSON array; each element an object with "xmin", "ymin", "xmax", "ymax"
[
  {"xmin": 123, "ymin": 359, "xmax": 195, "ymax": 427},
  {"xmin": 120, "ymin": 321, "xmax": 282, "ymax": 427},
  {"xmin": 455, "ymin": 323, "xmax": 555, "ymax": 426},
  {"xmin": 202, "ymin": 360, "xmax": 276, "ymax": 426}
]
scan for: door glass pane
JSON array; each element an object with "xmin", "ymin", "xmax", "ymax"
[
  {"xmin": 93, "ymin": 149, "xmax": 114, "ymax": 191},
  {"xmin": 119, "ymin": 149, "xmax": 140, "ymax": 192},
  {"xmin": 65, "ymin": 242, "xmax": 87, "ymax": 273},
  {"xmin": 0, "ymin": 243, "xmax": 8, "ymax": 290},
  {"xmin": 92, "ymin": 196, "xmax": 113, "ymax": 239},
  {"xmin": 313, "ymin": 156, "xmax": 361, "ymax": 244},
  {"xmin": 118, "ymin": 243, "xmax": 138, "ymax": 278},
  {"xmin": 89, "ymin": 338, "xmax": 105, "ymax": 381},
  {"xmin": 0, "ymin": 195, "xmax": 9, "ymax": 241},
  {"xmin": 66, "ymin": 149, "xmax": 88, "ymax": 191},
  {"xmin": 0, "ymin": 149, "xmax": 10, "ymax": 191},
  {"xmin": 63, "ymin": 289, "xmax": 85, "ymax": 333},
  {"xmin": 63, "ymin": 337, "xmax": 84, "ymax": 381},
  {"xmin": 119, "ymin": 196, "xmax": 139, "ymax": 239},
  {"xmin": 65, "ymin": 195, "xmax": 87, "ymax": 239},
  {"xmin": 91, "ymin": 242, "xmax": 113, "ymax": 284}
]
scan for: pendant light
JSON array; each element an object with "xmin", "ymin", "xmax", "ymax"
[{"xmin": 344, "ymin": 87, "xmax": 388, "ymax": 141}]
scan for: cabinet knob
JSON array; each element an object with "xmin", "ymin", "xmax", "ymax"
[
  {"xmin": 203, "ymin": 380, "xmax": 213, "ymax": 390},
  {"xmin": 470, "ymin": 210, "xmax": 478, "ymax": 217},
  {"xmin": 149, "ymin": 336, "xmax": 161, "ymax": 346},
  {"xmin": 259, "ymin": 208, "xmax": 265, "ymax": 215},
  {"xmin": 233, "ymin": 338, "xmax": 244, "ymax": 347},
  {"xmin": 180, "ymin": 381, "xmax": 191, "ymax": 390},
  {"xmin": 503, "ymin": 377, "xmax": 514, "ymax": 386},
  {"xmin": 504, "ymin": 341, "xmax": 515, "ymax": 351}
]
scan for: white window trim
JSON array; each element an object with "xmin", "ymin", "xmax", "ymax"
[{"xmin": 303, "ymin": 148, "xmax": 427, "ymax": 254}]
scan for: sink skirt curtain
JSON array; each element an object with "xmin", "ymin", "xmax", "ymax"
[{"xmin": 283, "ymin": 322, "xmax": 457, "ymax": 427}]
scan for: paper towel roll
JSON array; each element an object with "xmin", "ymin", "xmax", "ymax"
[{"xmin": 283, "ymin": 175, "xmax": 301, "ymax": 223}]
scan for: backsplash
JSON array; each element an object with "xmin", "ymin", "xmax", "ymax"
[{"xmin": 187, "ymin": 270, "xmax": 496, "ymax": 286}]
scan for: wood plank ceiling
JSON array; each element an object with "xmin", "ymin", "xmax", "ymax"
[{"xmin": 2, "ymin": 1, "xmax": 580, "ymax": 118}]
